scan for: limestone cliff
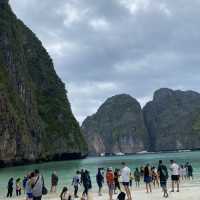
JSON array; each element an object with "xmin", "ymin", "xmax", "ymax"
[
  {"xmin": 82, "ymin": 94, "xmax": 148, "ymax": 155},
  {"xmin": 0, "ymin": 1, "xmax": 87, "ymax": 166},
  {"xmin": 143, "ymin": 88, "xmax": 200, "ymax": 151}
]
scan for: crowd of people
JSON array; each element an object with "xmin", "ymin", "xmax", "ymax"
[{"xmin": 6, "ymin": 160, "xmax": 193, "ymax": 200}]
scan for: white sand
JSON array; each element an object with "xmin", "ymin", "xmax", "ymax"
[{"xmin": 6, "ymin": 181, "xmax": 200, "ymax": 200}]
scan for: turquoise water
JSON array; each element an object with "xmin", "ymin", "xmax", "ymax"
[{"xmin": 0, "ymin": 151, "xmax": 199, "ymax": 197}]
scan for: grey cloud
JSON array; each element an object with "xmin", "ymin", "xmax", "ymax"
[{"xmin": 10, "ymin": 0, "xmax": 200, "ymax": 123}]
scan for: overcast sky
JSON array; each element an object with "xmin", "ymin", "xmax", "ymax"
[{"xmin": 10, "ymin": 0, "xmax": 200, "ymax": 123}]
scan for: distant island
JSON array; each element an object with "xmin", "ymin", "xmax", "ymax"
[{"xmin": 82, "ymin": 88, "xmax": 200, "ymax": 156}]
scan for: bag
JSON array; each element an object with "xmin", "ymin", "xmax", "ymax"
[
  {"xmin": 117, "ymin": 192, "xmax": 126, "ymax": 200},
  {"xmin": 42, "ymin": 185, "xmax": 48, "ymax": 195},
  {"xmin": 161, "ymin": 167, "xmax": 168, "ymax": 179},
  {"xmin": 42, "ymin": 176, "xmax": 48, "ymax": 195}
]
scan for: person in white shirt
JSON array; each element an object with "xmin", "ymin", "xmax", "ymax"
[
  {"xmin": 121, "ymin": 162, "xmax": 132, "ymax": 200},
  {"xmin": 170, "ymin": 160, "xmax": 180, "ymax": 192}
]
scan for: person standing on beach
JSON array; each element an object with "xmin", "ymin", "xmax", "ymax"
[
  {"xmin": 183, "ymin": 165, "xmax": 187, "ymax": 180},
  {"xmin": 157, "ymin": 160, "xmax": 169, "ymax": 198},
  {"xmin": 144, "ymin": 164, "xmax": 152, "ymax": 193},
  {"xmin": 82, "ymin": 170, "xmax": 92, "ymax": 197},
  {"xmin": 23, "ymin": 175, "xmax": 28, "ymax": 194},
  {"xmin": 72, "ymin": 171, "xmax": 80, "ymax": 198},
  {"xmin": 152, "ymin": 167, "xmax": 159, "ymax": 188},
  {"xmin": 121, "ymin": 162, "xmax": 132, "ymax": 200},
  {"xmin": 106, "ymin": 167, "xmax": 115, "ymax": 200},
  {"xmin": 114, "ymin": 168, "xmax": 121, "ymax": 194},
  {"xmin": 129, "ymin": 172, "xmax": 134, "ymax": 187},
  {"xmin": 96, "ymin": 168, "xmax": 104, "ymax": 196},
  {"xmin": 80, "ymin": 169, "xmax": 84, "ymax": 184},
  {"xmin": 7, "ymin": 177, "xmax": 14, "ymax": 197},
  {"xmin": 134, "ymin": 168, "xmax": 140, "ymax": 188},
  {"xmin": 187, "ymin": 163, "xmax": 193, "ymax": 180},
  {"xmin": 32, "ymin": 169, "xmax": 43, "ymax": 200},
  {"xmin": 170, "ymin": 160, "xmax": 180, "ymax": 192},
  {"xmin": 51, "ymin": 171, "xmax": 58, "ymax": 193},
  {"xmin": 140, "ymin": 166, "xmax": 144, "ymax": 178},
  {"xmin": 179, "ymin": 165, "xmax": 184, "ymax": 180},
  {"xmin": 16, "ymin": 178, "xmax": 22, "ymax": 196},
  {"xmin": 26, "ymin": 172, "xmax": 34, "ymax": 200}
]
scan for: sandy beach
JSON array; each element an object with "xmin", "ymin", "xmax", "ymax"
[{"xmin": 6, "ymin": 181, "xmax": 199, "ymax": 200}]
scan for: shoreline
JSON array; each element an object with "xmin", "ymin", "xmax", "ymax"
[{"xmin": 3, "ymin": 180, "xmax": 199, "ymax": 200}]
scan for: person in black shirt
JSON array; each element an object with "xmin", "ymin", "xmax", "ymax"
[
  {"xmin": 51, "ymin": 171, "xmax": 59, "ymax": 193},
  {"xmin": 96, "ymin": 168, "xmax": 104, "ymax": 196},
  {"xmin": 187, "ymin": 162, "xmax": 193, "ymax": 180},
  {"xmin": 157, "ymin": 160, "xmax": 169, "ymax": 198},
  {"xmin": 7, "ymin": 178, "xmax": 14, "ymax": 197},
  {"xmin": 114, "ymin": 169, "xmax": 121, "ymax": 194}
]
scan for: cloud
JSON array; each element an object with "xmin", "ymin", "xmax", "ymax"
[
  {"xmin": 10, "ymin": 0, "xmax": 200, "ymax": 123},
  {"xmin": 89, "ymin": 18, "xmax": 110, "ymax": 31}
]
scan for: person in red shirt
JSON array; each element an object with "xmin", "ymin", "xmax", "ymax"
[{"xmin": 106, "ymin": 167, "xmax": 114, "ymax": 200}]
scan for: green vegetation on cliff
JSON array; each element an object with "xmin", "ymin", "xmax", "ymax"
[
  {"xmin": 82, "ymin": 94, "xmax": 148, "ymax": 155},
  {"xmin": 0, "ymin": 2, "xmax": 87, "ymax": 165}
]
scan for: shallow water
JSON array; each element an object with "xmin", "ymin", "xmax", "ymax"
[{"xmin": 0, "ymin": 151, "xmax": 199, "ymax": 197}]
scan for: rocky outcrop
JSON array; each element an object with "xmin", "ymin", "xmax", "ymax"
[
  {"xmin": 82, "ymin": 94, "xmax": 149, "ymax": 155},
  {"xmin": 0, "ymin": 1, "xmax": 87, "ymax": 166},
  {"xmin": 143, "ymin": 88, "xmax": 200, "ymax": 151}
]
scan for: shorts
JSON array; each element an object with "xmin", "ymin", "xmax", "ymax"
[
  {"xmin": 160, "ymin": 180, "xmax": 167, "ymax": 188},
  {"xmin": 107, "ymin": 183, "xmax": 114, "ymax": 192},
  {"xmin": 122, "ymin": 182, "xmax": 129, "ymax": 186},
  {"xmin": 144, "ymin": 176, "xmax": 152, "ymax": 183},
  {"xmin": 27, "ymin": 193, "xmax": 33, "ymax": 198},
  {"xmin": 171, "ymin": 175, "xmax": 179, "ymax": 181}
]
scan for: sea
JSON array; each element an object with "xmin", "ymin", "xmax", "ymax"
[{"xmin": 0, "ymin": 151, "xmax": 199, "ymax": 197}]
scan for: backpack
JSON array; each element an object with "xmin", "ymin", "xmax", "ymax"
[
  {"xmin": 161, "ymin": 166, "xmax": 168, "ymax": 179},
  {"xmin": 117, "ymin": 192, "xmax": 126, "ymax": 200}
]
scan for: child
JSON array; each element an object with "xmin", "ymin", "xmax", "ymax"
[{"xmin": 60, "ymin": 187, "xmax": 71, "ymax": 200}]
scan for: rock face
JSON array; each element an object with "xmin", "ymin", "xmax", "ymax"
[
  {"xmin": 82, "ymin": 94, "xmax": 148, "ymax": 155},
  {"xmin": 0, "ymin": 2, "xmax": 87, "ymax": 166},
  {"xmin": 143, "ymin": 88, "xmax": 200, "ymax": 151}
]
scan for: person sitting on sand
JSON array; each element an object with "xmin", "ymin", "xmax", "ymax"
[
  {"xmin": 170, "ymin": 160, "xmax": 180, "ymax": 192},
  {"xmin": 51, "ymin": 171, "xmax": 59, "ymax": 193},
  {"xmin": 157, "ymin": 160, "xmax": 169, "ymax": 198},
  {"xmin": 96, "ymin": 168, "xmax": 104, "ymax": 196},
  {"xmin": 106, "ymin": 167, "xmax": 115, "ymax": 200},
  {"xmin": 114, "ymin": 168, "xmax": 121, "ymax": 194},
  {"xmin": 60, "ymin": 187, "xmax": 71, "ymax": 200},
  {"xmin": 144, "ymin": 164, "xmax": 152, "ymax": 193},
  {"xmin": 121, "ymin": 162, "xmax": 132, "ymax": 200},
  {"xmin": 134, "ymin": 168, "xmax": 140, "ymax": 188}
]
